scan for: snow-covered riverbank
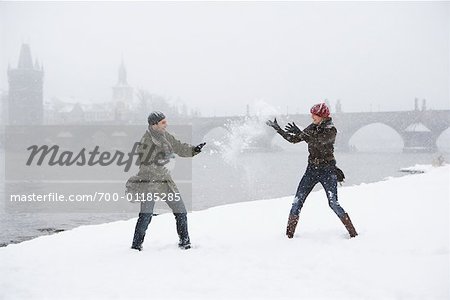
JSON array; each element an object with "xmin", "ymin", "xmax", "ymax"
[{"xmin": 1, "ymin": 165, "xmax": 449, "ymax": 299}]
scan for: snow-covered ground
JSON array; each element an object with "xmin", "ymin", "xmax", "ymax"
[
  {"xmin": 399, "ymin": 164, "xmax": 436, "ymax": 174},
  {"xmin": 1, "ymin": 165, "xmax": 449, "ymax": 299}
]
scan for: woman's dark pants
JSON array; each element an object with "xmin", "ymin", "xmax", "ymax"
[{"xmin": 290, "ymin": 163, "xmax": 346, "ymax": 218}]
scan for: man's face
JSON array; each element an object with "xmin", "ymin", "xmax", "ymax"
[
  {"xmin": 311, "ymin": 114, "xmax": 323, "ymax": 125},
  {"xmin": 152, "ymin": 118, "xmax": 168, "ymax": 132}
]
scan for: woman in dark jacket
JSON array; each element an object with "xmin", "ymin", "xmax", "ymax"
[{"xmin": 267, "ymin": 103, "xmax": 357, "ymax": 239}]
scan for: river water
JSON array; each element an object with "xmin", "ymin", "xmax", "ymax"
[{"xmin": 1, "ymin": 147, "xmax": 448, "ymax": 246}]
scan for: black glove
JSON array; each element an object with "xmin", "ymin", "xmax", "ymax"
[
  {"xmin": 266, "ymin": 118, "xmax": 282, "ymax": 131},
  {"xmin": 285, "ymin": 122, "xmax": 302, "ymax": 135},
  {"xmin": 194, "ymin": 142, "xmax": 206, "ymax": 153}
]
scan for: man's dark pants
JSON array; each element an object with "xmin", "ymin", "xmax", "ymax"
[{"xmin": 132, "ymin": 187, "xmax": 189, "ymax": 249}]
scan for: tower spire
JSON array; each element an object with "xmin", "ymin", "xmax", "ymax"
[
  {"xmin": 8, "ymin": 43, "xmax": 44, "ymax": 125},
  {"xmin": 18, "ymin": 43, "xmax": 34, "ymax": 69},
  {"xmin": 118, "ymin": 57, "xmax": 127, "ymax": 85}
]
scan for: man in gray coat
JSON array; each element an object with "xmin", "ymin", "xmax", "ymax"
[{"xmin": 131, "ymin": 111, "xmax": 205, "ymax": 250}]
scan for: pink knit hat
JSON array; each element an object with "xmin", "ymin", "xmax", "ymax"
[{"xmin": 310, "ymin": 103, "xmax": 330, "ymax": 118}]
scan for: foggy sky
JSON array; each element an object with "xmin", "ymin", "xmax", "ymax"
[{"xmin": 1, "ymin": 1, "xmax": 449, "ymax": 116}]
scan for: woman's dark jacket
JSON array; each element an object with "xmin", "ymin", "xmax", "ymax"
[{"xmin": 277, "ymin": 118, "xmax": 336, "ymax": 164}]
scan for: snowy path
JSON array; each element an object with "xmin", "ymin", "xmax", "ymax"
[{"xmin": 1, "ymin": 165, "xmax": 449, "ymax": 299}]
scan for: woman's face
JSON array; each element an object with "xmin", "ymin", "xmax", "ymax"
[{"xmin": 311, "ymin": 114, "xmax": 323, "ymax": 124}]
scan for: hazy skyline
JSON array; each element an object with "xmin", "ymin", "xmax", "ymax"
[{"xmin": 1, "ymin": 1, "xmax": 449, "ymax": 116}]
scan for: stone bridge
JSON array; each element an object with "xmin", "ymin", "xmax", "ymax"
[
  {"xmin": 191, "ymin": 110, "xmax": 450, "ymax": 152},
  {"xmin": 0, "ymin": 110, "xmax": 448, "ymax": 153}
]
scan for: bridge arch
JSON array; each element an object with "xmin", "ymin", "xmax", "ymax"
[
  {"xmin": 347, "ymin": 122, "xmax": 404, "ymax": 152},
  {"xmin": 436, "ymin": 127, "xmax": 450, "ymax": 152}
]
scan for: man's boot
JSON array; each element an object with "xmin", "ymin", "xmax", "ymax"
[
  {"xmin": 175, "ymin": 213, "xmax": 191, "ymax": 249},
  {"xmin": 131, "ymin": 213, "xmax": 152, "ymax": 251},
  {"xmin": 286, "ymin": 214, "xmax": 299, "ymax": 239},
  {"xmin": 340, "ymin": 213, "xmax": 358, "ymax": 238}
]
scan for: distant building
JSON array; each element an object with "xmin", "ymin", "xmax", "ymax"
[
  {"xmin": 43, "ymin": 59, "xmax": 135, "ymax": 124},
  {"xmin": 112, "ymin": 59, "xmax": 133, "ymax": 121},
  {"xmin": 421, "ymin": 99, "xmax": 427, "ymax": 111},
  {"xmin": 83, "ymin": 102, "xmax": 114, "ymax": 123},
  {"xmin": 6, "ymin": 45, "xmax": 182, "ymax": 126},
  {"xmin": 45, "ymin": 98, "xmax": 115, "ymax": 124},
  {"xmin": 7, "ymin": 44, "xmax": 44, "ymax": 125},
  {"xmin": 414, "ymin": 98, "xmax": 419, "ymax": 111},
  {"xmin": 0, "ymin": 90, "xmax": 8, "ymax": 125}
]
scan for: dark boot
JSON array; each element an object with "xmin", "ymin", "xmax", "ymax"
[
  {"xmin": 175, "ymin": 213, "xmax": 191, "ymax": 249},
  {"xmin": 178, "ymin": 239, "xmax": 191, "ymax": 250},
  {"xmin": 340, "ymin": 213, "xmax": 358, "ymax": 238},
  {"xmin": 131, "ymin": 245, "xmax": 143, "ymax": 251},
  {"xmin": 131, "ymin": 213, "xmax": 152, "ymax": 250},
  {"xmin": 286, "ymin": 214, "xmax": 299, "ymax": 239}
]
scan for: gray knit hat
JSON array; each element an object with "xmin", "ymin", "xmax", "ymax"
[{"xmin": 147, "ymin": 111, "xmax": 166, "ymax": 125}]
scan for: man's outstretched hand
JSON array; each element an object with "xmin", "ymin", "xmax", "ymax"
[{"xmin": 194, "ymin": 142, "xmax": 206, "ymax": 153}]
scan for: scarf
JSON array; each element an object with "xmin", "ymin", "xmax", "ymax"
[{"xmin": 147, "ymin": 125, "xmax": 174, "ymax": 161}]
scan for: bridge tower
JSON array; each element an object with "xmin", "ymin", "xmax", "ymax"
[{"xmin": 7, "ymin": 44, "xmax": 44, "ymax": 125}]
